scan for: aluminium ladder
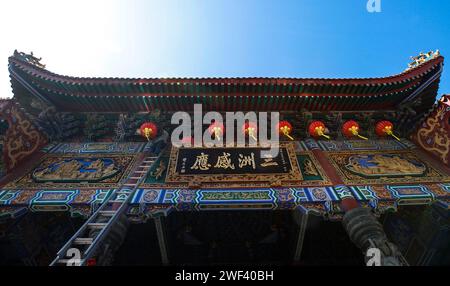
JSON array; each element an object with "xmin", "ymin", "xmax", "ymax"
[{"xmin": 50, "ymin": 154, "xmax": 161, "ymax": 266}]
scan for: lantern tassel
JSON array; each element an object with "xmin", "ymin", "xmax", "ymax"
[
  {"xmin": 215, "ymin": 130, "xmax": 221, "ymax": 141},
  {"xmin": 144, "ymin": 129, "xmax": 152, "ymax": 141},
  {"xmin": 247, "ymin": 128, "xmax": 257, "ymax": 141},
  {"xmin": 356, "ymin": 134, "xmax": 368, "ymax": 140},
  {"xmin": 349, "ymin": 126, "xmax": 368, "ymax": 140},
  {"xmin": 282, "ymin": 130, "xmax": 294, "ymax": 140},
  {"xmin": 316, "ymin": 128, "xmax": 330, "ymax": 140},
  {"xmin": 387, "ymin": 130, "xmax": 400, "ymax": 141}
]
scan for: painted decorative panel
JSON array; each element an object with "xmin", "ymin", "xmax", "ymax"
[
  {"xmin": 413, "ymin": 96, "xmax": 450, "ymax": 167},
  {"xmin": 4, "ymin": 154, "xmax": 137, "ymax": 189},
  {"xmin": 326, "ymin": 150, "xmax": 450, "ymax": 185},
  {"xmin": 0, "ymin": 100, "xmax": 47, "ymax": 172}
]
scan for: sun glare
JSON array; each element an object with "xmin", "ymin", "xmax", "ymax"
[{"xmin": 0, "ymin": 0, "xmax": 121, "ymax": 98}]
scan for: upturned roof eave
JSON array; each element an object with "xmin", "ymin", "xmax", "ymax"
[{"xmin": 8, "ymin": 54, "xmax": 444, "ymax": 89}]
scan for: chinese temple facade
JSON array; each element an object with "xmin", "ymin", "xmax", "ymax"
[{"xmin": 0, "ymin": 50, "xmax": 449, "ymax": 266}]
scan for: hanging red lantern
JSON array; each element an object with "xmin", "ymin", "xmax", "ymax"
[
  {"xmin": 242, "ymin": 122, "xmax": 258, "ymax": 141},
  {"xmin": 208, "ymin": 122, "xmax": 224, "ymax": 141},
  {"xmin": 342, "ymin": 120, "xmax": 368, "ymax": 140},
  {"xmin": 139, "ymin": 122, "xmax": 158, "ymax": 141},
  {"xmin": 308, "ymin": 121, "xmax": 330, "ymax": 139},
  {"xmin": 277, "ymin": 121, "xmax": 294, "ymax": 140},
  {"xmin": 375, "ymin": 120, "xmax": 400, "ymax": 141}
]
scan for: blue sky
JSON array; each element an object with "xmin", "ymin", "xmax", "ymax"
[{"xmin": 0, "ymin": 0, "xmax": 449, "ymax": 99}]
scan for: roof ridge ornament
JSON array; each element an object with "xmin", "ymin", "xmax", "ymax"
[
  {"xmin": 405, "ymin": 50, "xmax": 440, "ymax": 71},
  {"xmin": 13, "ymin": 49, "xmax": 46, "ymax": 69}
]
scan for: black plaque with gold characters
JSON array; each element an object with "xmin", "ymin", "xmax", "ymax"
[
  {"xmin": 176, "ymin": 147, "xmax": 292, "ymax": 175},
  {"xmin": 165, "ymin": 142, "xmax": 304, "ymax": 186}
]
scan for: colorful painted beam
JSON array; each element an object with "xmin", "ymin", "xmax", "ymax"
[{"xmin": 1, "ymin": 183, "xmax": 449, "ymax": 221}]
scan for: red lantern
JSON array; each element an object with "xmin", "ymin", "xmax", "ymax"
[
  {"xmin": 139, "ymin": 122, "xmax": 158, "ymax": 141},
  {"xmin": 277, "ymin": 121, "xmax": 294, "ymax": 140},
  {"xmin": 342, "ymin": 120, "xmax": 368, "ymax": 140},
  {"xmin": 242, "ymin": 122, "xmax": 258, "ymax": 141},
  {"xmin": 208, "ymin": 122, "xmax": 224, "ymax": 141},
  {"xmin": 308, "ymin": 121, "xmax": 330, "ymax": 139},
  {"xmin": 375, "ymin": 120, "xmax": 400, "ymax": 141}
]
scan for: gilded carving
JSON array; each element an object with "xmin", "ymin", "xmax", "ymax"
[
  {"xmin": 327, "ymin": 150, "xmax": 450, "ymax": 185},
  {"xmin": 151, "ymin": 160, "xmax": 167, "ymax": 180},
  {"xmin": 345, "ymin": 154, "xmax": 426, "ymax": 178},
  {"xmin": 141, "ymin": 143, "xmax": 331, "ymax": 189},
  {"xmin": 4, "ymin": 105, "xmax": 47, "ymax": 171},
  {"xmin": 415, "ymin": 102, "xmax": 450, "ymax": 165},
  {"xmin": 303, "ymin": 159, "xmax": 319, "ymax": 176},
  {"xmin": 32, "ymin": 158, "xmax": 119, "ymax": 182},
  {"xmin": 5, "ymin": 154, "xmax": 136, "ymax": 189}
]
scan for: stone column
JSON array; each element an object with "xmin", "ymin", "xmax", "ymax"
[
  {"xmin": 292, "ymin": 210, "xmax": 309, "ymax": 262},
  {"xmin": 154, "ymin": 215, "xmax": 170, "ymax": 265},
  {"xmin": 341, "ymin": 201, "xmax": 407, "ymax": 266}
]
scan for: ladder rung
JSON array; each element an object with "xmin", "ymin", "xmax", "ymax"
[
  {"xmin": 50, "ymin": 152, "xmax": 164, "ymax": 267},
  {"xmin": 87, "ymin": 223, "xmax": 108, "ymax": 229},
  {"xmin": 99, "ymin": 210, "xmax": 116, "ymax": 216},
  {"xmin": 55, "ymin": 259, "xmax": 85, "ymax": 266},
  {"xmin": 74, "ymin": 238, "xmax": 94, "ymax": 245},
  {"xmin": 108, "ymin": 200, "xmax": 125, "ymax": 203}
]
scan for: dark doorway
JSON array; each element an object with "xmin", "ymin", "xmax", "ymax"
[
  {"xmin": 0, "ymin": 212, "xmax": 84, "ymax": 266},
  {"xmin": 113, "ymin": 210, "xmax": 365, "ymax": 265}
]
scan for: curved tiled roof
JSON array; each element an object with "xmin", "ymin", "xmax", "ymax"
[{"xmin": 8, "ymin": 52, "xmax": 444, "ymax": 113}]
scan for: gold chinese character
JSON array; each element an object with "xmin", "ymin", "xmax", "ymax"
[
  {"xmin": 190, "ymin": 153, "xmax": 211, "ymax": 170},
  {"xmin": 238, "ymin": 153, "xmax": 256, "ymax": 169},
  {"xmin": 214, "ymin": 152, "xmax": 235, "ymax": 170},
  {"xmin": 261, "ymin": 158, "xmax": 278, "ymax": 167}
]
